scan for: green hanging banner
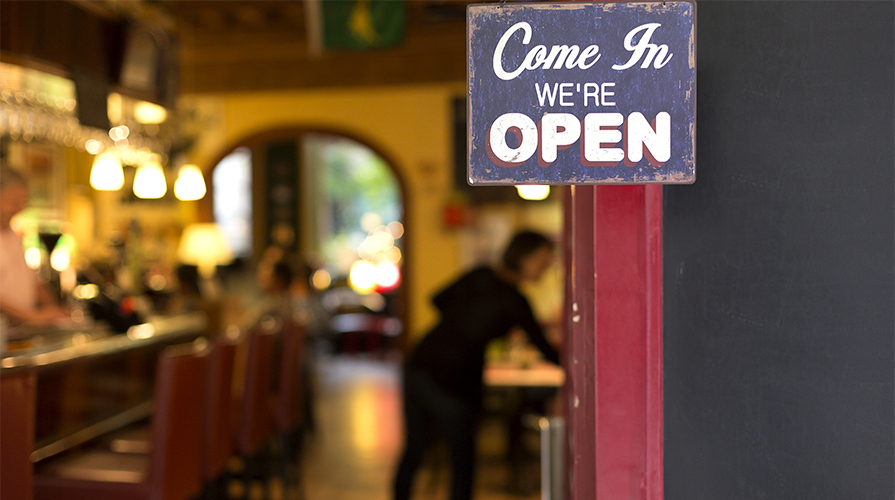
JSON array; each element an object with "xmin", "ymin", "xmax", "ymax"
[{"xmin": 321, "ymin": 0, "xmax": 406, "ymax": 50}]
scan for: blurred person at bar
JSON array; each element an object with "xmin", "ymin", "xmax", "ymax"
[
  {"xmin": 168, "ymin": 264, "xmax": 203, "ymax": 314},
  {"xmin": 393, "ymin": 230, "xmax": 561, "ymax": 500},
  {"xmin": 255, "ymin": 246, "xmax": 294, "ymax": 318},
  {"xmin": 0, "ymin": 165, "xmax": 68, "ymax": 331}
]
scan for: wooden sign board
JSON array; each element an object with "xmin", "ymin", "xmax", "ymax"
[{"xmin": 467, "ymin": 2, "xmax": 696, "ymax": 185}]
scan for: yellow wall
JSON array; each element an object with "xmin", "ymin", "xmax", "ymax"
[{"xmin": 184, "ymin": 83, "xmax": 468, "ymax": 337}]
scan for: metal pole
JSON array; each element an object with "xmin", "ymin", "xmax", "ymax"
[{"xmin": 540, "ymin": 416, "xmax": 565, "ymax": 500}]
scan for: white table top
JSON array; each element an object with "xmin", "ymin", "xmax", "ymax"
[{"xmin": 484, "ymin": 360, "xmax": 565, "ymax": 388}]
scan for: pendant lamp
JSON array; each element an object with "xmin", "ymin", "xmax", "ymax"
[
  {"xmin": 133, "ymin": 157, "xmax": 167, "ymax": 199},
  {"xmin": 174, "ymin": 164, "xmax": 207, "ymax": 201},
  {"xmin": 89, "ymin": 151, "xmax": 125, "ymax": 191}
]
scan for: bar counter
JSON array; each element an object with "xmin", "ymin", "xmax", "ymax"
[
  {"xmin": 2, "ymin": 313, "xmax": 208, "ymax": 372},
  {"xmin": 0, "ymin": 312, "xmax": 208, "ymax": 466}
]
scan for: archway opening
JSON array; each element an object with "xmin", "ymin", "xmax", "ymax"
[{"xmin": 206, "ymin": 128, "xmax": 407, "ymax": 353}]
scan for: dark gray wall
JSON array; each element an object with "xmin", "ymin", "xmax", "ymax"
[{"xmin": 664, "ymin": 2, "xmax": 894, "ymax": 499}]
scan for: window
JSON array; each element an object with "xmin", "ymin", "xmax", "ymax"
[{"xmin": 213, "ymin": 147, "xmax": 252, "ymax": 257}]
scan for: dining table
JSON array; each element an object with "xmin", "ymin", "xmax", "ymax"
[
  {"xmin": 483, "ymin": 358, "xmax": 565, "ymax": 495},
  {"xmin": 483, "ymin": 359, "xmax": 565, "ymax": 389}
]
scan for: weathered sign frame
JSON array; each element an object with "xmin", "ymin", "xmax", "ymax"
[{"xmin": 467, "ymin": 2, "xmax": 696, "ymax": 185}]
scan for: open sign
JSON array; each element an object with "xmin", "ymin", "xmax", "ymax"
[{"xmin": 467, "ymin": 2, "xmax": 696, "ymax": 185}]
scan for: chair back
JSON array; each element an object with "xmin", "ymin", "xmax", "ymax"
[
  {"xmin": 236, "ymin": 321, "xmax": 276, "ymax": 455},
  {"xmin": 148, "ymin": 341, "xmax": 209, "ymax": 500},
  {"xmin": 274, "ymin": 320, "xmax": 305, "ymax": 432},
  {"xmin": 203, "ymin": 333, "xmax": 241, "ymax": 480},
  {"xmin": 1, "ymin": 371, "xmax": 36, "ymax": 500}
]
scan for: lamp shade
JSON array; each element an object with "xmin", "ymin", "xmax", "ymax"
[
  {"xmin": 174, "ymin": 164, "xmax": 207, "ymax": 201},
  {"xmin": 89, "ymin": 152, "xmax": 125, "ymax": 191},
  {"xmin": 133, "ymin": 159, "xmax": 167, "ymax": 199},
  {"xmin": 516, "ymin": 184, "xmax": 550, "ymax": 201},
  {"xmin": 177, "ymin": 223, "xmax": 234, "ymax": 277},
  {"xmin": 134, "ymin": 101, "xmax": 167, "ymax": 124}
]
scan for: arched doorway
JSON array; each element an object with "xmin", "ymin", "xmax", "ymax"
[{"xmin": 201, "ymin": 127, "xmax": 409, "ymax": 349}]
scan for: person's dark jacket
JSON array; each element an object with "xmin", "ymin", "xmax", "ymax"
[{"xmin": 406, "ymin": 266, "xmax": 560, "ymax": 405}]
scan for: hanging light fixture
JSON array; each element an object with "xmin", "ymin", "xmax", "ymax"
[
  {"xmin": 89, "ymin": 150, "xmax": 125, "ymax": 191},
  {"xmin": 516, "ymin": 184, "xmax": 550, "ymax": 201},
  {"xmin": 174, "ymin": 164, "xmax": 207, "ymax": 201},
  {"xmin": 133, "ymin": 101, "xmax": 168, "ymax": 125},
  {"xmin": 133, "ymin": 156, "xmax": 167, "ymax": 199}
]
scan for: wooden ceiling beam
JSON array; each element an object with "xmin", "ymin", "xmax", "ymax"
[{"xmin": 173, "ymin": 0, "xmax": 472, "ymax": 93}]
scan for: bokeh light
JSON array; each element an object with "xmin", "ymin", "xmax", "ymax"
[
  {"xmin": 375, "ymin": 261, "xmax": 400, "ymax": 290},
  {"xmin": 312, "ymin": 269, "xmax": 333, "ymax": 290},
  {"xmin": 24, "ymin": 247, "xmax": 41, "ymax": 269},
  {"xmin": 50, "ymin": 246, "xmax": 70, "ymax": 272},
  {"xmin": 349, "ymin": 260, "xmax": 377, "ymax": 294}
]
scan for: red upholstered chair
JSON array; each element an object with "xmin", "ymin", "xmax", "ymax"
[
  {"xmin": 203, "ymin": 333, "xmax": 241, "ymax": 482},
  {"xmin": 274, "ymin": 319, "xmax": 305, "ymax": 434},
  {"xmin": 1, "ymin": 371, "xmax": 36, "ymax": 500},
  {"xmin": 103, "ymin": 332, "xmax": 242, "ymax": 495},
  {"xmin": 225, "ymin": 320, "xmax": 278, "ymax": 496},
  {"xmin": 235, "ymin": 321, "xmax": 277, "ymax": 459},
  {"xmin": 34, "ymin": 342, "xmax": 209, "ymax": 500},
  {"xmin": 269, "ymin": 319, "xmax": 307, "ymax": 492}
]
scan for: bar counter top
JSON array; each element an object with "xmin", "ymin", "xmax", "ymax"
[{"xmin": 1, "ymin": 312, "xmax": 208, "ymax": 373}]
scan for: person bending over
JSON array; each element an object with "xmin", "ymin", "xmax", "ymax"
[{"xmin": 393, "ymin": 230, "xmax": 561, "ymax": 500}]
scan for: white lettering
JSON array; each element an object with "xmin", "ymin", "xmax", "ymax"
[
  {"xmin": 485, "ymin": 111, "xmax": 672, "ymax": 168},
  {"xmin": 535, "ymin": 83, "xmax": 560, "ymax": 106},
  {"xmin": 523, "ymin": 45, "xmax": 549, "ymax": 70},
  {"xmin": 544, "ymin": 45, "xmax": 581, "ymax": 69},
  {"xmin": 539, "ymin": 113, "xmax": 581, "ymax": 165},
  {"xmin": 624, "ymin": 112, "xmax": 671, "ymax": 166},
  {"xmin": 583, "ymin": 83, "xmax": 600, "ymax": 106},
  {"xmin": 492, "ymin": 22, "xmax": 601, "ymax": 80},
  {"xmin": 581, "ymin": 113, "xmax": 625, "ymax": 166},
  {"xmin": 612, "ymin": 24, "xmax": 673, "ymax": 70},
  {"xmin": 493, "ymin": 22, "xmax": 532, "ymax": 81},
  {"xmin": 576, "ymin": 45, "xmax": 602, "ymax": 69},
  {"xmin": 487, "ymin": 113, "xmax": 539, "ymax": 166},
  {"xmin": 559, "ymin": 83, "xmax": 575, "ymax": 106},
  {"xmin": 601, "ymin": 83, "xmax": 616, "ymax": 106}
]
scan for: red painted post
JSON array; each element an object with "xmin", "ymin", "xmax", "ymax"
[
  {"xmin": 567, "ymin": 185, "xmax": 597, "ymax": 500},
  {"xmin": 567, "ymin": 185, "xmax": 663, "ymax": 500}
]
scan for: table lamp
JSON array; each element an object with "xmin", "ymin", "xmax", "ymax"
[{"xmin": 177, "ymin": 223, "xmax": 234, "ymax": 278}]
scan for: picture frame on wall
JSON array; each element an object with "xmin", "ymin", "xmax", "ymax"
[{"xmin": 23, "ymin": 142, "xmax": 60, "ymax": 209}]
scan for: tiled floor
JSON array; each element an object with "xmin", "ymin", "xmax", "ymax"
[
  {"xmin": 298, "ymin": 356, "xmax": 543, "ymax": 500},
  {"xmin": 221, "ymin": 356, "xmax": 542, "ymax": 500}
]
